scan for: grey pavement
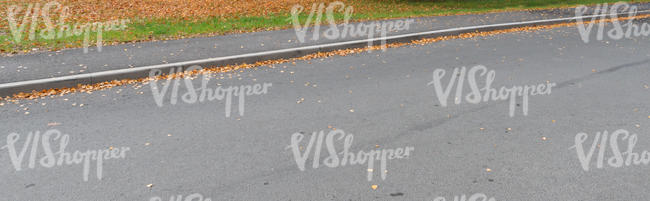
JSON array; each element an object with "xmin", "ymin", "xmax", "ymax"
[
  {"xmin": 1, "ymin": 15, "xmax": 650, "ymax": 201},
  {"xmin": 2, "ymin": 3, "xmax": 650, "ymax": 85}
]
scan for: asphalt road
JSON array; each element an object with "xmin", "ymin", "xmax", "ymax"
[{"xmin": 1, "ymin": 19, "xmax": 650, "ymax": 201}]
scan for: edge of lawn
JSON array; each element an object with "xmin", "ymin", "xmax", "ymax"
[{"xmin": 1, "ymin": 0, "xmax": 649, "ymax": 55}]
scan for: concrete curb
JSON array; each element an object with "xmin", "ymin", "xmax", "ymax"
[{"xmin": 1, "ymin": 10, "xmax": 647, "ymax": 98}]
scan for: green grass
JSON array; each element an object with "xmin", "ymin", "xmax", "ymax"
[
  {"xmin": 399, "ymin": 0, "xmax": 643, "ymax": 10},
  {"xmin": 1, "ymin": 0, "xmax": 648, "ymax": 53}
]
